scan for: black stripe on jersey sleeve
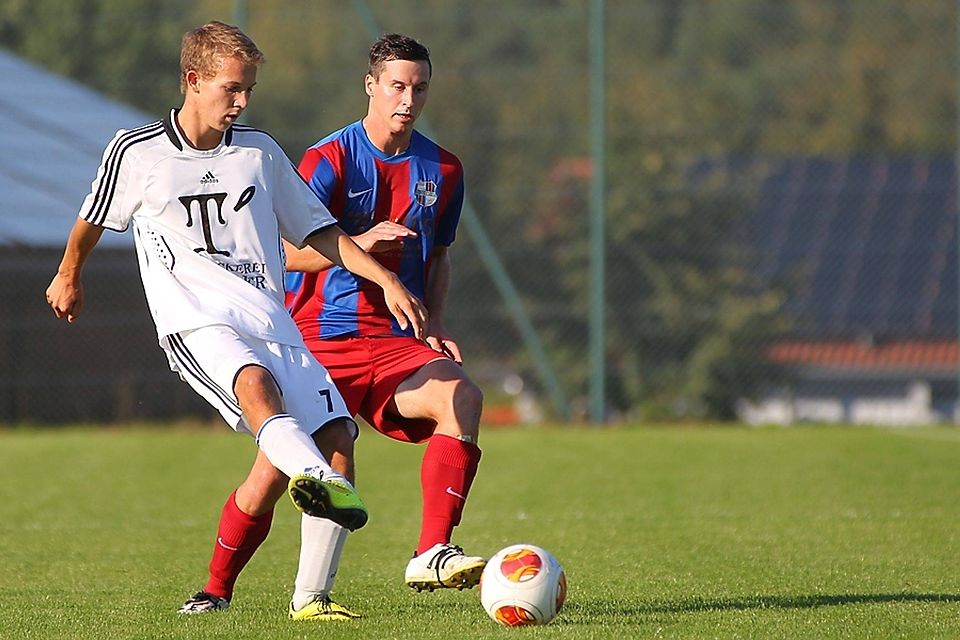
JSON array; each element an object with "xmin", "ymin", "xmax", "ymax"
[{"xmin": 83, "ymin": 122, "xmax": 165, "ymax": 227}]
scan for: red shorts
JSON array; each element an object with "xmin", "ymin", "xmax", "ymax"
[{"xmin": 305, "ymin": 335, "xmax": 449, "ymax": 443}]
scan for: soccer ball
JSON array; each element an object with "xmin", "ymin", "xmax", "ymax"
[{"xmin": 479, "ymin": 543, "xmax": 567, "ymax": 626}]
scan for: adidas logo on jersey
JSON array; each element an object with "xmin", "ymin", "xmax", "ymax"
[{"xmin": 200, "ymin": 171, "xmax": 218, "ymax": 184}]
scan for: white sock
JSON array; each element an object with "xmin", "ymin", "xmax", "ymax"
[
  {"xmin": 255, "ymin": 413, "xmax": 343, "ymax": 481},
  {"xmin": 291, "ymin": 515, "xmax": 349, "ymax": 610}
]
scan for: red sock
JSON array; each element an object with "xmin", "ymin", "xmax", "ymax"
[
  {"xmin": 204, "ymin": 490, "xmax": 273, "ymax": 601},
  {"xmin": 417, "ymin": 434, "xmax": 481, "ymax": 554}
]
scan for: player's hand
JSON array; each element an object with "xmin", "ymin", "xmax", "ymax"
[
  {"xmin": 356, "ymin": 221, "xmax": 417, "ymax": 254},
  {"xmin": 426, "ymin": 319, "xmax": 463, "ymax": 364},
  {"xmin": 45, "ymin": 273, "xmax": 84, "ymax": 323},
  {"xmin": 383, "ymin": 277, "xmax": 429, "ymax": 339}
]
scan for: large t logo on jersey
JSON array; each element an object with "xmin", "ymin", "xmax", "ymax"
[
  {"xmin": 179, "ymin": 192, "xmax": 230, "ymax": 256},
  {"xmin": 178, "ymin": 186, "xmax": 256, "ymax": 257}
]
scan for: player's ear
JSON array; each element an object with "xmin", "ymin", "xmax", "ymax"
[
  {"xmin": 364, "ymin": 74, "xmax": 375, "ymax": 97},
  {"xmin": 185, "ymin": 69, "xmax": 202, "ymax": 93}
]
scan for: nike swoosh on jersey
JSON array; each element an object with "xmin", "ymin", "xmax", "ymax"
[{"xmin": 347, "ymin": 187, "xmax": 373, "ymax": 198}]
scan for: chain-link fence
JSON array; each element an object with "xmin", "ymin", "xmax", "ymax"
[{"xmin": 1, "ymin": 0, "xmax": 956, "ymax": 425}]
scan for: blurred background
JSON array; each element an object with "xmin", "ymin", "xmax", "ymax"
[{"xmin": 0, "ymin": 0, "xmax": 956, "ymax": 426}]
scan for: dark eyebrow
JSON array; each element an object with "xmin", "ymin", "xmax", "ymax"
[{"xmin": 389, "ymin": 79, "xmax": 429, "ymax": 88}]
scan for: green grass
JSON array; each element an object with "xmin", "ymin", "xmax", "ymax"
[{"xmin": 1, "ymin": 424, "xmax": 958, "ymax": 639}]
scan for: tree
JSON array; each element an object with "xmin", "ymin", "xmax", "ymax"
[{"xmin": 3, "ymin": 0, "xmax": 953, "ymax": 419}]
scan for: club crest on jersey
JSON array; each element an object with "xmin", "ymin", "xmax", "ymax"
[{"xmin": 414, "ymin": 180, "xmax": 438, "ymax": 207}]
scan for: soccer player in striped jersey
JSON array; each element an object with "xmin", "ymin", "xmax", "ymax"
[
  {"xmin": 44, "ymin": 21, "xmax": 426, "ymax": 619},
  {"xmin": 188, "ymin": 34, "xmax": 486, "ymax": 620}
]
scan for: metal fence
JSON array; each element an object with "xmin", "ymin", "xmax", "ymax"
[{"xmin": 1, "ymin": 0, "xmax": 955, "ymax": 425}]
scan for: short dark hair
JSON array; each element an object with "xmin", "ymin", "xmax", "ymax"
[{"xmin": 368, "ymin": 33, "xmax": 431, "ymax": 79}]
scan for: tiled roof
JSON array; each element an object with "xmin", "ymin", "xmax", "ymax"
[
  {"xmin": 687, "ymin": 154, "xmax": 960, "ymax": 374},
  {"xmin": 768, "ymin": 340, "xmax": 959, "ymax": 371},
  {"xmin": 693, "ymin": 155, "xmax": 957, "ymax": 339},
  {"xmin": 747, "ymin": 156, "xmax": 957, "ymax": 338}
]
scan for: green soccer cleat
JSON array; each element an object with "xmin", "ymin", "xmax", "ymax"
[
  {"xmin": 287, "ymin": 474, "xmax": 368, "ymax": 531},
  {"xmin": 289, "ymin": 595, "xmax": 361, "ymax": 621}
]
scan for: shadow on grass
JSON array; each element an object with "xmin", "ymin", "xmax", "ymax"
[{"xmin": 564, "ymin": 592, "xmax": 960, "ymax": 623}]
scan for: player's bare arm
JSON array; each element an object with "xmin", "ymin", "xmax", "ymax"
[
  {"xmin": 423, "ymin": 246, "xmax": 462, "ymax": 364},
  {"xmin": 354, "ymin": 220, "xmax": 418, "ymax": 254},
  {"xmin": 302, "ymin": 225, "xmax": 428, "ymax": 338},
  {"xmin": 285, "ymin": 221, "xmax": 417, "ymax": 272},
  {"xmin": 45, "ymin": 218, "xmax": 105, "ymax": 323},
  {"xmin": 283, "ymin": 238, "xmax": 333, "ymax": 272}
]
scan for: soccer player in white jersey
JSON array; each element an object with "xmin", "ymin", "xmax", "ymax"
[
  {"xmin": 180, "ymin": 34, "xmax": 485, "ymax": 623},
  {"xmin": 44, "ymin": 20, "xmax": 427, "ymax": 618}
]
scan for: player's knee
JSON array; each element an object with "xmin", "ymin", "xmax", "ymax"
[
  {"xmin": 313, "ymin": 418, "xmax": 356, "ymax": 457},
  {"xmin": 453, "ymin": 378, "xmax": 483, "ymax": 429},
  {"xmin": 234, "ymin": 365, "xmax": 282, "ymax": 413},
  {"xmin": 235, "ymin": 363, "xmax": 272, "ymax": 388}
]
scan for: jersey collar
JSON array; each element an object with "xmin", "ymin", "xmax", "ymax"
[
  {"xmin": 356, "ymin": 120, "xmax": 419, "ymax": 161},
  {"xmin": 163, "ymin": 108, "xmax": 234, "ymax": 152}
]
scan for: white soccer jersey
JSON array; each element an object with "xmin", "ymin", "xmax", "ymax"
[{"xmin": 78, "ymin": 109, "xmax": 336, "ymax": 345}]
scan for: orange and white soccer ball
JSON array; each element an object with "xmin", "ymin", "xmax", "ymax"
[{"xmin": 479, "ymin": 543, "xmax": 567, "ymax": 626}]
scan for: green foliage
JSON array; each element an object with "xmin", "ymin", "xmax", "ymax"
[
  {"xmin": 1, "ymin": 424, "xmax": 959, "ymax": 639},
  {"xmin": 1, "ymin": 1, "xmax": 953, "ymax": 418},
  {"xmin": 0, "ymin": 0, "xmax": 188, "ymax": 109}
]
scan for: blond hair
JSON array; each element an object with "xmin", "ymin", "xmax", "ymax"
[{"xmin": 180, "ymin": 20, "xmax": 264, "ymax": 93}]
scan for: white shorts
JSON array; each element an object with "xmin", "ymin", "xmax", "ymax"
[{"xmin": 161, "ymin": 325, "xmax": 354, "ymax": 438}]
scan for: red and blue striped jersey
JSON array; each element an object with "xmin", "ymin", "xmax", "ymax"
[{"xmin": 285, "ymin": 121, "xmax": 464, "ymax": 339}]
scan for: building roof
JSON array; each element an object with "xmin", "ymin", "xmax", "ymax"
[
  {"xmin": 692, "ymin": 154, "xmax": 957, "ymax": 373},
  {"xmin": 0, "ymin": 49, "xmax": 155, "ymax": 247},
  {"xmin": 747, "ymin": 155, "xmax": 957, "ymax": 340},
  {"xmin": 767, "ymin": 339, "xmax": 959, "ymax": 374}
]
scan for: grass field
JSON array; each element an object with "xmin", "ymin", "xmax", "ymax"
[{"xmin": 1, "ymin": 423, "xmax": 958, "ymax": 639}]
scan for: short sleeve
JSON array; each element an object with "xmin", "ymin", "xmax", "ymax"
[
  {"xmin": 436, "ymin": 167, "xmax": 464, "ymax": 247},
  {"xmin": 298, "ymin": 145, "xmax": 341, "ymax": 209},
  {"xmin": 273, "ymin": 151, "xmax": 337, "ymax": 248},
  {"xmin": 78, "ymin": 129, "xmax": 138, "ymax": 232}
]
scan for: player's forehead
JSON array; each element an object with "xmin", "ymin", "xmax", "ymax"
[
  {"xmin": 207, "ymin": 55, "xmax": 258, "ymax": 85},
  {"xmin": 375, "ymin": 58, "xmax": 430, "ymax": 84}
]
